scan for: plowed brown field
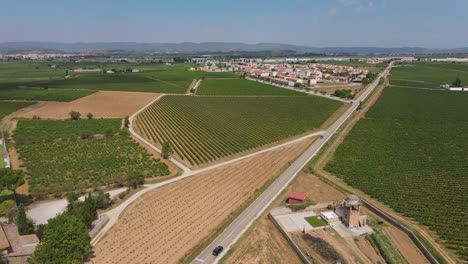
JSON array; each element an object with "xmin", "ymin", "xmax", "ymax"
[
  {"xmin": 91, "ymin": 137, "xmax": 313, "ymax": 264},
  {"xmin": 18, "ymin": 91, "xmax": 160, "ymax": 119}
]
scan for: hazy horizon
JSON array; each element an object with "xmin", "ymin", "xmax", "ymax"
[{"xmin": 1, "ymin": 0, "xmax": 467, "ymax": 49}]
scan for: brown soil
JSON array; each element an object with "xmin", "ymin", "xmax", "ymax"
[
  {"xmin": 90, "ymin": 138, "xmax": 313, "ymax": 264},
  {"xmin": 223, "ymin": 172, "xmax": 343, "ymax": 264},
  {"xmin": 383, "ymin": 224, "xmax": 429, "ymax": 264},
  {"xmin": 223, "ymin": 215, "xmax": 302, "ymax": 264},
  {"xmin": 17, "ymin": 91, "xmax": 161, "ymax": 119}
]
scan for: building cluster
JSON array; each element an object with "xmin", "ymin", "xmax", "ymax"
[{"xmin": 199, "ymin": 61, "xmax": 370, "ymax": 86}]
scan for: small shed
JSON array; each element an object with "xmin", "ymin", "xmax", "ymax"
[{"xmin": 287, "ymin": 192, "xmax": 306, "ymax": 205}]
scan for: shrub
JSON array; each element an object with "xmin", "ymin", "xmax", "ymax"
[
  {"xmin": 0, "ymin": 190, "xmax": 14, "ymax": 203},
  {"xmin": 69, "ymin": 110, "xmax": 81, "ymax": 120},
  {"xmin": 0, "ymin": 200, "xmax": 15, "ymax": 216},
  {"xmin": 86, "ymin": 113, "xmax": 93, "ymax": 120}
]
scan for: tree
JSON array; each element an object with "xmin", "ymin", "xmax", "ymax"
[
  {"xmin": 67, "ymin": 193, "xmax": 96, "ymax": 228},
  {"xmin": 452, "ymin": 77, "xmax": 462, "ymax": 87},
  {"xmin": 94, "ymin": 191, "xmax": 112, "ymax": 209},
  {"xmin": 0, "ymin": 168, "xmax": 24, "ymax": 191},
  {"xmin": 162, "ymin": 141, "xmax": 172, "ymax": 159},
  {"xmin": 29, "ymin": 214, "xmax": 91, "ymax": 264},
  {"xmin": 69, "ymin": 110, "xmax": 81, "ymax": 120},
  {"xmin": 124, "ymin": 116, "xmax": 130, "ymax": 128},
  {"xmin": 126, "ymin": 171, "xmax": 145, "ymax": 189},
  {"xmin": 86, "ymin": 113, "xmax": 93, "ymax": 120},
  {"xmin": 16, "ymin": 204, "xmax": 34, "ymax": 235}
]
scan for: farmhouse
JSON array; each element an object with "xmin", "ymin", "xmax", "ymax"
[
  {"xmin": 0, "ymin": 222, "xmax": 39, "ymax": 263},
  {"xmin": 287, "ymin": 191, "xmax": 307, "ymax": 205},
  {"xmin": 335, "ymin": 194, "xmax": 367, "ymax": 228}
]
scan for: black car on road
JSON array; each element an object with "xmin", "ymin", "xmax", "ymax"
[{"xmin": 212, "ymin": 246, "xmax": 224, "ymax": 256}]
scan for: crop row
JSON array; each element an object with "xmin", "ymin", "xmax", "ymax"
[
  {"xmin": 196, "ymin": 79, "xmax": 306, "ymax": 96},
  {"xmin": 14, "ymin": 119, "xmax": 122, "ymax": 143},
  {"xmin": 16, "ymin": 134, "xmax": 170, "ymax": 195},
  {"xmin": 0, "ymin": 88, "xmax": 95, "ymax": 102},
  {"xmin": 326, "ymin": 82, "xmax": 468, "ymax": 260},
  {"xmin": 134, "ymin": 95, "xmax": 341, "ymax": 166}
]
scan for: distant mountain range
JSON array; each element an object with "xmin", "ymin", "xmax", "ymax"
[{"xmin": 1, "ymin": 42, "xmax": 468, "ymax": 54}]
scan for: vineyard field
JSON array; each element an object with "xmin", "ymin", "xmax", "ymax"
[
  {"xmin": 389, "ymin": 62, "xmax": 468, "ymax": 89},
  {"xmin": 326, "ymin": 84, "xmax": 468, "ymax": 260},
  {"xmin": 0, "ymin": 88, "xmax": 95, "ymax": 102},
  {"xmin": 367, "ymin": 86, "xmax": 468, "ymax": 121},
  {"xmin": 14, "ymin": 119, "xmax": 122, "ymax": 143},
  {"xmin": 35, "ymin": 74, "xmax": 188, "ymax": 93},
  {"xmin": 16, "ymin": 134, "xmax": 170, "ymax": 195},
  {"xmin": 196, "ymin": 79, "xmax": 306, "ymax": 96},
  {"xmin": 134, "ymin": 95, "xmax": 341, "ymax": 167},
  {"xmin": 0, "ymin": 101, "xmax": 35, "ymax": 119}
]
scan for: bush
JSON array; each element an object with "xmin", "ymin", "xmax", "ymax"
[
  {"xmin": 86, "ymin": 113, "xmax": 93, "ymax": 120},
  {"xmin": 0, "ymin": 190, "xmax": 14, "ymax": 203},
  {"xmin": 0, "ymin": 200, "xmax": 15, "ymax": 216},
  {"xmin": 69, "ymin": 110, "xmax": 81, "ymax": 120},
  {"xmin": 80, "ymin": 132, "xmax": 94, "ymax": 140}
]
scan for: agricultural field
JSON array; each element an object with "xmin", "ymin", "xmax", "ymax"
[
  {"xmin": 325, "ymin": 85, "xmax": 468, "ymax": 261},
  {"xmin": 13, "ymin": 120, "xmax": 169, "ymax": 195},
  {"xmin": 196, "ymin": 79, "xmax": 306, "ymax": 96},
  {"xmin": 0, "ymin": 101, "xmax": 35, "ymax": 119},
  {"xmin": 33, "ymin": 73, "xmax": 189, "ymax": 93},
  {"xmin": 389, "ymin": 62, "xmax": 468, "ymax": 89},
  {"xmin": 91, "ymin": 137, "xmax": 313, "ymax": 264},
  {"xmin": 0, "ymin": 88, "xmax": 95, "ymax": 102},
  {"xmin": 134, "ymin": 95, "xmax": 342, "ymax": 167},
  {"xmin": 13, "ymin": 119, "xmax": 122, "ymax": 143},
  {"xmin": 17, "ymin": 91, "xmax": 161, "ymax": 119}
]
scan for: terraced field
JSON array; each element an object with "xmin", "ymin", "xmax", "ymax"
[
  {"xmin": 389, "ymin": 62, "xmax": 468, "ymax": 89},
  {"xmin": 134, "ymin": 95, "xmax": 341, "ymax": 167},
  {"xmin": 197, "ymin": 79, "xmax": 305, "ymax": 96},
  {"xmin": 326, "ymin": 85, "xmax": 468, "ymax": 261}
]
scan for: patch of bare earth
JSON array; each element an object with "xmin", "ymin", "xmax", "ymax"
[
  {"xmin": 17, "ymin": 91, "xmax": 161, "ymax": 119},
  {"xmin": 223, "ymin": 173, "xmax": 343, "ymax": 264},
  {"xmin": 383, "ymin": 223, "xmax": 429, "ymax": 264},
  {"xmin": 90, "ymin": 138, "xmax": 313, "ymax": 264}
]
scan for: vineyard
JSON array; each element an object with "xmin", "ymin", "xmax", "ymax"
[
  {"xmin": 326, "ymin": 85, "xmax": 468, "ymax": 260},
  {"xmin": 0, "ymin": 88, "xmax": 95, "ymax": 102},
  {"xmin": 196, "ymin": 79, "xmax": 305, "ymax": 96},
  {"xmin": 134, "ymin": 95, "xmax": 341, "ymax": 167},
  {"xmin": 389, "ymin": 62, "xmax": 468, "ymax": 89},
  {"xmin": 92, "ymin": 137, "xmax": 313, "ymax": 264},
  {"xmin": 16, "ymin": 134, "xmax": 170, "ymax": 195},
  {"xmin": 14, "ymin": 119, "xmax": 122, "ymax": 143},
  {"xmin": 36, "ymin": 74, "xmax": 189, "ymax": 93},
  {"xmin": 0, "ymin": 101, "xmax": 35, "ymax": 119}
]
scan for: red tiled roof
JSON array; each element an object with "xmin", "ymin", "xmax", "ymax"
[{"xmin": 288, "ymin": 191, "xmax": 306, "ymax": 201}]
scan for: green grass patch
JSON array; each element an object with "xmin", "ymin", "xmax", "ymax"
[
  {"xmin": 14, "ymin": 119, "xmax": 122, "ymax": 143},
  {"xmin": 0, "ymin": 101, "xmax": 35, "ymax": 119},
  {"xmin": 135, "ymin": 96, "xmax": 341, "ymax": 166},
  {"xmin": 305, "ymin": 216, "xmax": 328, "ymax": 227},
  {"xmin": 197, "ymin": 79, "xmax": 306, "ymax": 96},
  {"xmin": 0, "ymin": 88, "xmax": 95, "ymax": 102}
]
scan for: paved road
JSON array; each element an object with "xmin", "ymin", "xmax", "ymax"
[{"xmin": 193, "ymin": 62, "xmax": 393, "ymax": 264}]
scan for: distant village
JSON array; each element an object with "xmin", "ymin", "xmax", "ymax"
[{"xmin": 197, "ymin": 60, "xmax": 374, "ymax": 87}]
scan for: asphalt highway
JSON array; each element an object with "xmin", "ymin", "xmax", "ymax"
[{"xmin": 193, "ymin": 62, "xmax": 393, "ymax": 264}]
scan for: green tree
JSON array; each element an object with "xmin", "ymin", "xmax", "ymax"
[
  {"xmin": 124, "ymin": 116, "xmax": 130, "ymax": 128},
  {"xmin": 162, "ymin": 141, "xmax": 172, "ymax": 159},
  {"xmin": 86, "ymin": 112, "xmax": 93, "ymax": 120},
  {"xmin": 16, "ymin": 204, "xmax": 34, "ymax": 235},
  {"xmin": 126, "ymin": 172, "xmax": 145, "ymax": 189},
  {"xmin": 452, "ymin": 77, "xmax": 462, "ymax": 87},
  {"xmin": 0, "ymin": 168, "xmax": 24, "ymax": 191},
  {"xmin": 67, "ymin": 193, "xmax": 96, "ymax": 228},
  {"xmin": 69, "ymin": 110, "xmax": 81, "ymax": 120},
  {"xmin": 29, "ymin": 214, "xmax": 91, "ymax": 264}
]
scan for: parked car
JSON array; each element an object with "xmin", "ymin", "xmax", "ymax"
[{"xmin": 212, "ymin": 246, "xmax": 224, "ymax": 256}]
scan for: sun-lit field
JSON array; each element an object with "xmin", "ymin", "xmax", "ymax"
[
  {"xmin": 197, "ymin": 79, "xmax": 305, "ymax": 96},
  {"xmin": 134, "ymin": 95, "xmax": 341, "ymax": 167},
  {"xmin": 326, "ymin": 85, "xmax": 468, "ymax": 260}
]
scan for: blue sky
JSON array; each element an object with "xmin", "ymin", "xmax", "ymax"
[{"xmin": 1, "ymin": 0, "xmax": 467, "ymax": 48}]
